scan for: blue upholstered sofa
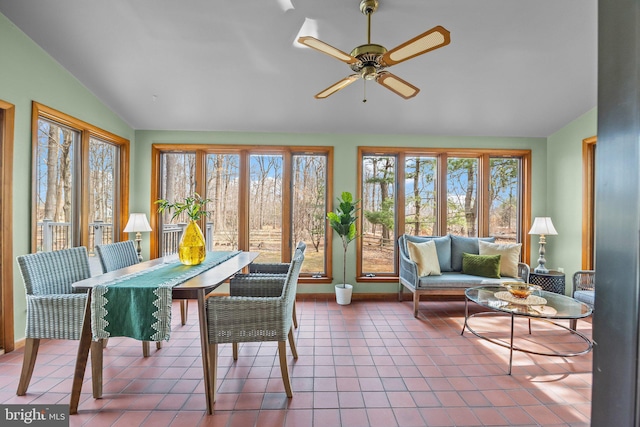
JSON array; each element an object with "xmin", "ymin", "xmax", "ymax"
[{"xmin": 398, "ymin": 234, "xmax": 530, "ymax": 317}]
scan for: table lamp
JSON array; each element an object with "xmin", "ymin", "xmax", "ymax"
[
  {"xmin": 123, "ymin": 213, "xmax": 152, "ymax": 261},
  {"xmin": 528, "ymin": 217, "xmax": 558, "ymax": 273}
]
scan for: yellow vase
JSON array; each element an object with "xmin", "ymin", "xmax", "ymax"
[{"xmin": 178, "ymin": 220, "xmax": 206, "ymax": 265}]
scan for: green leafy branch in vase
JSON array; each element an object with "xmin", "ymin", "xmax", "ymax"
[{"xmin": 155, "ymin": 193, "xmax": 212, "ymax": 222}]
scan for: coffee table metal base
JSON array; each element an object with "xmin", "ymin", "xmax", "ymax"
[{"xmin": 461, "ymin": 299, "xmax": 593, "ymax": 374}]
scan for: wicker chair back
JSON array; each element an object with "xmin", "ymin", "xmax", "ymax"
[
  {"xmin": 95, "ymin": 240, "xmax": 139, "ymax": 273},
  {"xmin": 17, "ymin": 246, "xmax": 91, "ymax": 296}
]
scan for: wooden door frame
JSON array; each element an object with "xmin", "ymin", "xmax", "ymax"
[
  {"xmin": 0, "ymin": 100, "xmax": 15, "ymax": 353},
  {"xmin": 582, "ymin": 136, "xmax": 596, "ymax": 270}
]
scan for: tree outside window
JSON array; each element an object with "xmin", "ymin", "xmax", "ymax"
[
  {"xmin": 33, "ymin": 103, "xmax": 128, "ymax": 255},
  {"xmin": 153, "ymin": 146, "xmax": 332, "ymax": 279},
  {"xmin": 358, "ymin": 147, "xmax": 530, "ymax": 279}
]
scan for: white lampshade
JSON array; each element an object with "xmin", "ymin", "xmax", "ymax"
[
  {"xmin": 528, "ymin": 217, "xmax": 558, "ymax": 235},
  {"xmin": 123, "ymin": 213, "xmax": 152, "ymax": 233}
]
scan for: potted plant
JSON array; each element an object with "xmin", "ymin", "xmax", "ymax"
[
  {"xmin": 327, "ymin": 191, "xmax": 359, "ymax": 305},
  {"xmin": 156, "ymin": 193, "xmax": 212, "ymax": 265}
]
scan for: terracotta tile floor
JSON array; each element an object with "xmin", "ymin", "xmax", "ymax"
[{"xmin": 0, "ymin": 298, "xmax": 592, "ymax": 426}]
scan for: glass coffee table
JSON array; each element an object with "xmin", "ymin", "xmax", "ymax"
[{"xmin": 462, "ymin": 285, "xmax": 593, "ymax": 374}]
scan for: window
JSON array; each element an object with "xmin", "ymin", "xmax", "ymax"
[
  {"xmin": 358, "ymin": 147, "xmax": 531, "ymax": 280},
  {"xmin": 249, "ymin": 154, "xmax": 284, "ymax": 263},
  {"xmin": 291, "ymin": 154, "xmax": 328, "ymax": 276},
  {"xmin": 151, "ymin": 145, "xmax": 332, "ymax": 280},
  {"xmin": 31, "ymin": 103, "xmax": 129, "ymax": 253},
  {"xmin": 361, "ymin": 155, "xmax": 397, "ymax": 274},
  {"xmin": 447, "ymin": 157, "xmax": 479, "ymax": 236},
  {"xmin": 206, "ymin": 153, "xmax": 240, "ymax": 251},
  {"xmin": 88, "ymin": 137, "xmax": 118, "ymax": 250},
  {"xmin": 404, "ymin": 156, "xmax": 437, "ymax": 236},
  {"xmin": 489, "ymin": 157, "xmax": 521, "ymax": 244},
  {"xmin": 158, "ymin": 152, "xmax": 197, "ymax": 255}
]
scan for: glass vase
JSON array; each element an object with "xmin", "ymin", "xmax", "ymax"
[{"xmin": 178, "ymin": 220, "xmax": 206, "ymax": 265}]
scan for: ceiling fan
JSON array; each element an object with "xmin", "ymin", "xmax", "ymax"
[{"xmin": 298, "ymin": 0, "xmax": 450, "ymax": 100}]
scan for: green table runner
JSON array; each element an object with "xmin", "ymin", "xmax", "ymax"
[{"xmin": 91, "ymin": 251, "xmax": 240, "ymax": 342}]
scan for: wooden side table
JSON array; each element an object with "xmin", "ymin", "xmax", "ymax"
[{"xmin": 529, "ymin": 270, "xmax": 566, "ymax": 294}]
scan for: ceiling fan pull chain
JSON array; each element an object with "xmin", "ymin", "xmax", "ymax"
[{"xmin": 363, "ymin": 80, "xmax": 367, "ymax": 103}]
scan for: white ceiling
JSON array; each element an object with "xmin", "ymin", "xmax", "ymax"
[{"xmin": 0, "ymin": 0, "xmax": 597, "ymax": 137}]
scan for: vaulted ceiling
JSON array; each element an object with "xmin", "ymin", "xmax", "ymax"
[{"xmin": 0, "ymin": 0, "xmax": 597, "ymax": 137}]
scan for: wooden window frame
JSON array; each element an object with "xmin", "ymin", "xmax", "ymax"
[
  {"xmin": 0, "ymin": 100, "xmax": 15, "ymax": 353},
  {"xmin": 31, "ymin": 102, "xmax": 130, "ymax": 251},
  {"xmin": 150, "ymin": 144, "xmax": 333, "ymax": 283},
  {"xmin": 357, "ymin": 146, "xmax": 532, "ymax": 281},
  {"xmin": 582, "ymin": 136, "xmax": 597, "ymax": 269}
]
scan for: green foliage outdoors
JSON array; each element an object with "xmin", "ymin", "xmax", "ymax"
[{"xmin": 364, "ymin": 198, "xmax": 394, "ymax": 237}]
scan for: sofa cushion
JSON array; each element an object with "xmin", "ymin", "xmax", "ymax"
[
  {"xmin": 416, "ymin": 272, "xmax": 524, "ymax": 289},
  {"xmin": 407, "ymin": 240, "xmax": 441, "ymax": 277},
  {"xmin": 574, "ymin": 290, "xmax": 595, "ymax": 308},
  {"xmin": 462, "ymin": 253, "xmax": 501, "ymax": 279},
  {"xmin": 450, "ymin": 235, "xmax": 496, "ymax": 271},
  {"xmin": 479, "ymin": 240, "xmax": 522, "ymax": 278},
  {"xmin": 404, "ymin": 234, "xmax": 452, "ymax": 272}
]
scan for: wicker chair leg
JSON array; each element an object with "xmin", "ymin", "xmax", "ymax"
[
  {"xmin": 232, "ymin": 342, "xmax": 239, "ymax": 360},
  {"xmin": 413, "ymin": 294, "xmax": 420, "ymax": 318},
  {"xmin": 288, "ymin": 327, "xmax": 298, "ymax": 359},
  {"xmin": 17, "ymin": 338, "xmax": 40, "ymax": 395},
  {"xmin": 180, "ymin": 300, "xmax": 188, "ymax": 325},
  {"xmin": 142, "ymin": 341, "xmax": 150, "ymax": 357},
  {"xmin": 156, "ymin": 342, "xmax": 163, "ymax": 350},
  {"xmin": 292, "ymin": 300, "xmax": 298, "ymax": 329},
  {"xmin": 103, "ymin": 338, "xmax": 109, "ymax": 348},
  {"xmin": 278, "ymin": 340, "xmax": 293, "ymax": 398},
  {"xmin": 398, "ymin": 282, "xmax": 404, "ymax": 302}
]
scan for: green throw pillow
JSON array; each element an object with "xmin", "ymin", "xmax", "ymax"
[{"xmin": 461, "ymin": 253, "xmax": 501, "ymax": 279}]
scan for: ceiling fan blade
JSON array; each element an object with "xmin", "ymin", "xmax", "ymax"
[
  {"xmin": 376, "ymin": 72, "xmax": 420, "ymax": 99},
  {"xmin": 298, "ymin": 36, "xmax": 360, "ymax": 65},
  {"xmin": 315, "ymin": 75, "xmax": 360, "ymax": 99},
  {"xmin": 380, "ymin": 26, "xmax": 451, "ymax": 67}
]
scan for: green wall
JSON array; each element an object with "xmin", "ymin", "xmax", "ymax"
[
  {"xmin": 1, "ymin": 13, "xmax": 134, "ymax": 340},
  {"xmin": 134, "ymin": 131, "xmax": 548, "ymax": 295},
  {"xmin": 547, "ymin": 108, "xmax": 597, "ymax": 292}
]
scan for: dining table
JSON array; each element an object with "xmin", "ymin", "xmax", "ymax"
[{"xmin": 69, "ymin": 251, "xmax": 260, "ymax": 415}]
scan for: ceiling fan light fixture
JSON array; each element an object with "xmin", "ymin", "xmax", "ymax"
[{"xmin": 361, "ymin": 65, "xmax": 377, "ymax": 80}]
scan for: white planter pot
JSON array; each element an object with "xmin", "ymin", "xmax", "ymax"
[{"xmin": 335, "ymin": 284, "xmax": 353, "ymax": 305}]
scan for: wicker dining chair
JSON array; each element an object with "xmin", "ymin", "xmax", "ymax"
[
  {"xmin": 95, "ymin": 241, "xmax": 165, "ymax": 357},
  {"xmin": 571, "ymin": 270, "xmax": 595, "ymax": 330},
  {"xmin": 239, "ymin": 241, "xmax": 306, "ymax": 328},
  {"xmin": 229, "ymin": 244, "xmax": 305, "ymax": 359},
  {"xmin": 204, "ymin": 249, "xmax": 304, "ymax": 413},
  {"xmin": 16, "ymin": 247, "xmax": 92, "ymax": 395}
]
